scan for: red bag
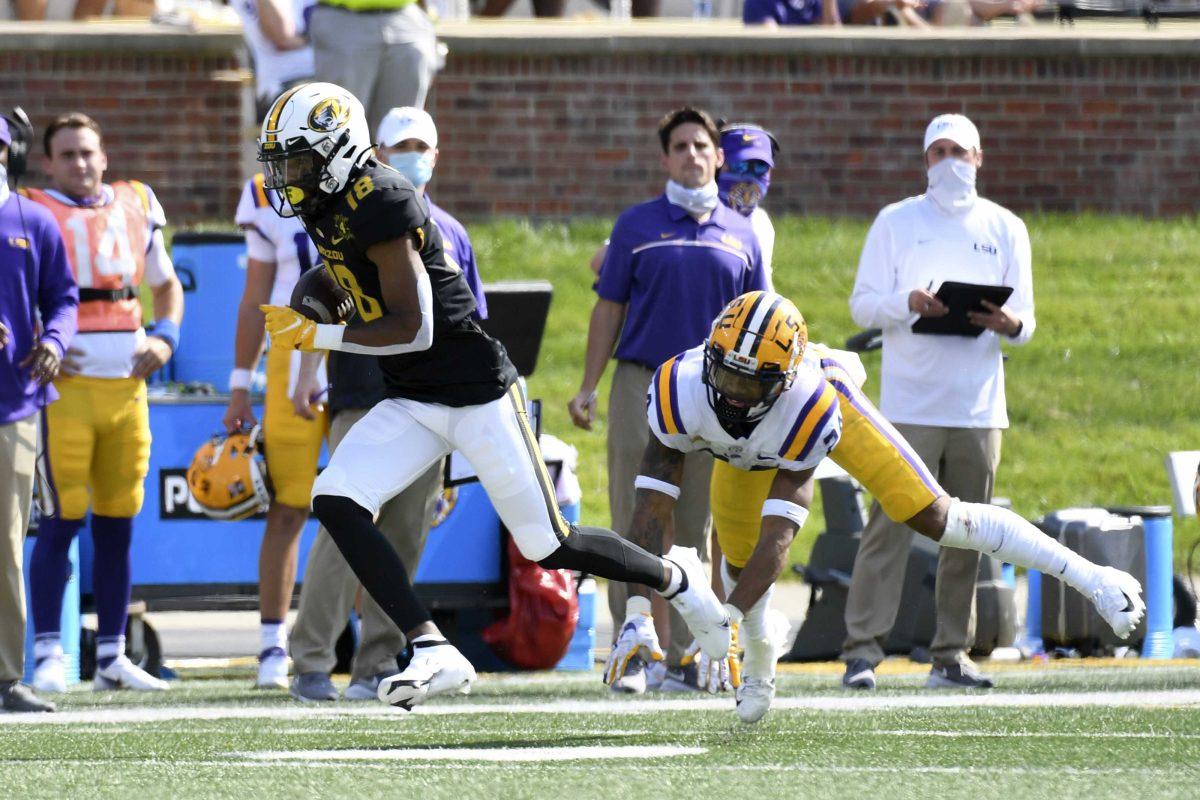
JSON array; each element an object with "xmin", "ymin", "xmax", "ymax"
[{"xmin": 483, "ymin": 536, "xmax": 579, "ymax": 670}]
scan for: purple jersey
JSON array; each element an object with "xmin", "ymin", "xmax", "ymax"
[
  {"xmin": 597, "ymin": 195, "xmax": 767, "ymax": 367},
  {"xmin": 428, "ymin": 198, "xmax": 487, "ymax": 320},
  {"xmin": 0, "ymin": 193, "xmax": 78, "ymax": 424},
  {"xmin": 743, "ymin": 0, "xmax": 854, "ymax": 24}
]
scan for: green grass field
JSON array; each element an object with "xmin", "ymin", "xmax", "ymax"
[
  {"xmin": 457, "ymin": 214, "xmax": 1200, "ymax": 565},
  {"xmin": 3, "ymin": 663, "xmax": 1200, "ymax": 799}
]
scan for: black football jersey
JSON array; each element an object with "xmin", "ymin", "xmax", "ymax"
[{"xmin": 304, "ymin": 161, "xmax": 517, "ymax": 407}]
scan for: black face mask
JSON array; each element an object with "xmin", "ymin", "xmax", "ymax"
[{"xmin": 702, "ymin": 348, "xmax": 787, "ymax": 427}]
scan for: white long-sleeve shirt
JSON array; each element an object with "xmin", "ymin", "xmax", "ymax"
[{"xmin": 849, "ymin": 193, "xmax": 1035, "ymax": 429}]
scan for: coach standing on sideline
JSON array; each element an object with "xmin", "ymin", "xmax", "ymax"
[
  {"xmin": 569, "ymin": 107, "xmax": 767, "ymax": 693},
  {"xmin": 841, "ymin": 113, "xmax": 1035, "ymax": 691},
  {"xmin": 0, "ymin": 117, "xmax": 77, "ymax": 713},
  {"xmin": 309, "ymin": 0, "xmax": 437, "ymax": 134}
]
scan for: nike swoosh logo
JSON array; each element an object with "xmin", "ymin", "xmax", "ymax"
[
  {"xmin": 917, "ymin": 238, "xmax": 933, "ymax": 244},
  {"xmin": 660, "ymin": 232, "xmax": 674, "ymax": 239},
  {"xmin": 330, "ymin": 235, "xmax": 346, "ymax": 245}
]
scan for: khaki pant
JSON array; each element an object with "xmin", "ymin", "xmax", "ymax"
[
  {"xmin": 606, "ymin": 361, "xmax": 713, "ymax": 667},
  {"xmin": 1, "ymin": 416, "xmax": 37, "ymax": 683},
  {"xmin": 289, "ymin": 407, "xmax": 443, "ymax": 682},
  {"xmin": 842, "ymin": 424, "xmax": 1002, "ymax": 667}
]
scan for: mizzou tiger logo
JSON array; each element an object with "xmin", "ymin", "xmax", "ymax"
[{"xmin": 308, "ymin": 98, "xmax": 350, "ymax": 133}]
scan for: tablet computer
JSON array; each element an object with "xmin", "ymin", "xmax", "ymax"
[{"xmin": 911, "ymin": 281, "xmax": 1014, "ymax": 337}]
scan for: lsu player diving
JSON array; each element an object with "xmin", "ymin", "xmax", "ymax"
[
  {"xmin": 613, "ymin": 291, "xmax": 1147, "ymax": 723},
  {"xmin": 222, "ymin": 173, "xmax": 327, "ymax": 690},
  {"xmin": 26, "ymin": 113, "xmax": 183, "ymax": 693},
  {"xmin": 255, "ymin": 82, "xmax": 731, "ymax": 709}
]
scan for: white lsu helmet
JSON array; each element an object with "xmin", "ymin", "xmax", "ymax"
[{"xmin": 257, "ymin": 82, "xmax": 372, "ymax": 217}]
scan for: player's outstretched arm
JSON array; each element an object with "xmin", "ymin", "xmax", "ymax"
[
  {"xmin": 625, "ymin": 436, "xmax": 686, "ymax": 602},
  {"xmin": 725, "ymin": 467, "xmax": 814, "ymax": 616}
]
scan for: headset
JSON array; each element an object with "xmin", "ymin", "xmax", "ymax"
[{"xmin": 2, "ymin": 106, "xmax": 33, "ymax": 186}]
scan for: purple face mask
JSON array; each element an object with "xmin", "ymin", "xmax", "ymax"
[{"xmin": 718, "ymin": 170, "xmax": 770, "ymax": 216}]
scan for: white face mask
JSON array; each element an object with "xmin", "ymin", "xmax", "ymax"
[
  {"xmin": 0, "ymin": 163, "xmax": 9, "ymax": 205},
  {"xmin": 665, "ymin": 179, "xmax": 720, "ymax": 216},
  {"xmin": 926, "ymin": 158, "xmax": 977, "ymax": 215}
]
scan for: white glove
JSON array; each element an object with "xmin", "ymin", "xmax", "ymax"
[
  {"xmin": 681, "ymin": 621, "xmax": 742, "ymax": 694},
  {"xmin": 603, "ymin": 608, "xmax": 664, "ymax": 687}
]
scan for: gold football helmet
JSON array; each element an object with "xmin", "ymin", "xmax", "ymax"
[
  {"xmin": 703, "ymin": 291, "xmax": 807, "ymax": 424},
  {"xmin": 187, "ymin": 425, "xmax": 271, "ymax": 521}
]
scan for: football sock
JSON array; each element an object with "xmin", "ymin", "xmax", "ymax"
[
  {"xmin": 536, "ymin": 525, "xmax": 667, "ymax": 590},
  {"xmin": 312, "ymin": 494, "xmax": 433, "ymax": 636},
  {"xmin": 34, "ymin": 636, "xmax": 62, "ymax": 664},
  {"xmin": 97, "ymin": 635, "xmax": 124, "ymax": 670},
  {"xmin": 940, "ymin": 499, "xmax": 1099, "ymax": 594},
  {"xmin": 91, "ymin": 515, "xmax": 133, "ymax": 642},
  {"xmin": 28, "ymin": 516, "xmax": 84, "ymax": 635},
  {"xmin": 260, "ymin": 620, "xmax": 287, "ymax": 657},
  {"xmin": 720, "ymin": 558, "xmax": 775, "ymax": 680}
]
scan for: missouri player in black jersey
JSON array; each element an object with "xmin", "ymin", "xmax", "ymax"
[{"xmin": 256, "ymin": 83, "xmax": 732, "ymax": 708}]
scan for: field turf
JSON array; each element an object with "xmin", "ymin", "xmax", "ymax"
[{"xmin": 3, "ymin": 661, "xmax": 1199, "ymax": 799}]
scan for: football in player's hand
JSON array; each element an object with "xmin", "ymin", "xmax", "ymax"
[{"xmin": 289, "ymin": 266, "xmax": 355, "ymax": 324}]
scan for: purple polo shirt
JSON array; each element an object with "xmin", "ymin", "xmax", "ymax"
[
  {"xmin": 428, "ymin": 197, "xmax": 487, "ymax": 320},
  {"xmin": 0, "ymin": 192, "xmax": 78, "ymax": 424},
  {"xmin": 597, "ymin": 195, "xmax": 767, "ymax": 367}
]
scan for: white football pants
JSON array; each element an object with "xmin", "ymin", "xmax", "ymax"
[{"xmin": 311, "ymin": 384, "xmax": 567, "ymax": 562}]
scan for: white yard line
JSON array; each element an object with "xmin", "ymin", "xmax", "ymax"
[
  {"xmin": 1, "ymin": 688, "xmax": 1198, "ymax": 726},
  {"xmin": 232, "ymin": 745, "xmax": 707, "ymax": 762}
]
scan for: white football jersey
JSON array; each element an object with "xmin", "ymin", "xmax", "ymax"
[
  {"xmin": 647, "ymin": 345, "xmax": 842, "ymax": 472},
  {"xmin": 235, "ymin": 174, "xmax": 319, "ymax": 308}
]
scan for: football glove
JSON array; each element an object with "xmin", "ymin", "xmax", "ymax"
[
  {"xmin": 603, "ymin": 611, "xmax": 664, "ymax": 687},
  {"xmin": 680, "ymin": 621, "xmax": 742, "ymax": 693},
  {"xmin": 261, "ymin": 305, "xmax": 319, "ymax": 351}
]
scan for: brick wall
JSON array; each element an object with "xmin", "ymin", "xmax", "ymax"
[
  {"xmin": 427, "ymin": 39, "xmax": 1200, "ymax": 221},
  {"xmin": 5, "ymin": 25, "xmax": 1199, "ymax": 224},
  {"xmin": 0, "ymin": 33, "xmax": 245, "ymax": 224}
]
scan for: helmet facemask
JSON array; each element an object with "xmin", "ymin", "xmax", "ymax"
[
  {"xmin": 258, "ymin": 133, "xmax": 344, "ymax": 218},
  {"xmin": 703, "ymin": 341, "xmax": 792, "ymax": 426}
]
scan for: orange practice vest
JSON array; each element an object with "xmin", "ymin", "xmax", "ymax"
[{"xmin": 26, "ymin": 182, "xmax": 151, "ymax": 333}]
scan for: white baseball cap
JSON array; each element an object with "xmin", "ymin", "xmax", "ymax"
[
  {"xmin": 377, "ymin": 107, "xmax": 438, "ymax": 149},
  {"xmin": 923, "ymin": 113, "xmax": 981, "ymax": 152}
]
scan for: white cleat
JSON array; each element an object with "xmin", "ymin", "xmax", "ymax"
[
  {"xmin": 736, "ymin": 677, "xmax": 776, "ymax": 724},
  {"xmin": 1091, "ymin": 567, "xmax": 1146, "ymax": 640},
  {"xmin": 377, "ymin": 643, "xmax": 476, "ymax": 711},
  {"xmin": 93, "ymin": 655, "xmax": 170, "ymax": 692},
  {"xmin": 664, "ymin": 546, "xmax": 731, "ymax": 659},
  {"xmin": 32, "ymin": 655, "xmax": 67, "ymax": 694},
  {"xmin": 255, "ymin": 647, "xmax": 290, "ymax": 690}
]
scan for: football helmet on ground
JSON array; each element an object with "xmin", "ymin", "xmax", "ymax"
[
  {"xmin": 187, "ymin": 425, "xmax": 271, "ymax": 521},
  {"xmin": 703, "ymin": 291, "xmax": 807, "ymax": 425},
  {"xmin": 257, "ymin": 82, "xmax": 372, "ymax": 217}
]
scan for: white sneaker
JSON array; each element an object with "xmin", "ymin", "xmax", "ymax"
[
  {"xmin": 1091, "ymin": 567, "xmax": 1146, "ymax": 639},
  {"xmin": 93, "ymin": 655, "xmax": 169, "ymax": 692},
  {"xmin": 32, "ymin": 655, "xmax": 67, "ymax": 694},
  {"xmin": 736, "ymin": 677, "xmax": 776, "ymax": 724},
  {"xmin": 255, "ymin": 647, "xmax": 289, "ymax": 690},
  {"xmin": 377, "ymin": 642, "xmax": 476, "ymax": 711},
  {"xmin": 663, "ymin": 546, "xmax": 730, "ymax": 659},
  {"xmin": 343, "ymin": 673, "xmax": 386, "ymax": 701}
]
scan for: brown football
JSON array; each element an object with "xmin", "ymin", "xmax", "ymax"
[{"xmin": 289, "ymin": 266, "xmax": 355, "ymax": 324}]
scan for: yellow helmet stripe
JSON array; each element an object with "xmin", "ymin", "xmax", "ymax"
[
  {"xmin": 655, "ymin": 356, "xmax": 683, "ymax": 435},
  {"xmin": 263, "ymin": 84, "xmax": 306, "ymax": 143},
  {"xmin": 780, "ymin": 382, "xmax": 838, "ymax": 462}
]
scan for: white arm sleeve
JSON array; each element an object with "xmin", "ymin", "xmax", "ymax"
[
  {"xmin": 849, "ymin": 213, "xmax": 911, "ymax": 330},
  {"xmin": 313, "ymin": 271, "xmax": 434, "ymax": 355}
]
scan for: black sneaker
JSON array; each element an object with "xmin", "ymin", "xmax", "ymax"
[
  {"xmin": 926, "ymin": 659, "xmax": 995, "ymax": 689},
  {"xmin": 842, "ymin": 659, "xmax": 877, "ymax": 690},
  {"xmin": 0, "ymin": 681, "xmax": 56, "ymax": 712}
]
